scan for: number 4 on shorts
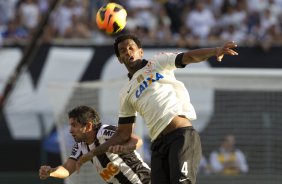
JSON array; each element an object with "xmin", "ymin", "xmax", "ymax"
[{"xmin": 181, "ymin": 161, "xmax": 189, "ymax": 176}]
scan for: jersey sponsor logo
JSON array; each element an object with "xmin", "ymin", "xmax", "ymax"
[
  {"xmin": 137, "ymin": 75, "xmax": 145, "ymax": 83},
  {"xmin": 135, "ymin": 72, "xmax": 164, "ymax": 98},
  {"xmin": 99, "ymin": 162, "xmax": 120, "ymax": 181},
  {"xmin": 103, "ymin": 129, "xmax": 115, "ymax": 137}
]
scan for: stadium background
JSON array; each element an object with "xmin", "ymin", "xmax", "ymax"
[
  {"xmin": 1, "ymin": 0, "xmax": 282, "ymax": 184},
  {"xmin": 1, "ymin": 44, "xmax": 282, "ymax": 184}
]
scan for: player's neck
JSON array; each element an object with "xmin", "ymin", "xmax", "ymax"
[
  {"xmin": 85, "ymin": 131, "xmax": 96, "ymax": 144},
  {"xmin": 128, "ymin": 59, "xmax": 148, "ymax": 79}
]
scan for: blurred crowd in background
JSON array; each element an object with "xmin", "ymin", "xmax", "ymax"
[{"xmin": 1, "ymin": 0, "xmax": 282, "ymax": 50}]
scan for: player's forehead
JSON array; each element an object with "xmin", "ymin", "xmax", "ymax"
[
  {"xmin": 118, "ymin": 39, "xmax": 138, "ymax": 49},
  {"xmin": 69, "ymin": 117, "xmax": 79, "ymax": 125}
]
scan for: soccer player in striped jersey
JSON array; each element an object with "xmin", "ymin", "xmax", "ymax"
[{"xmin": 39, "ymin": 105, "xmax": 151, "ymax": 184}]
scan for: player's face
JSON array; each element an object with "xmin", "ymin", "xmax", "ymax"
[
  {"xmin": 117, "ymin": 39, "xmax": 143, "ymax": 70},
  {"xmin": 69, "ymin": 118, "xmax": 87, "ymax": 142}
]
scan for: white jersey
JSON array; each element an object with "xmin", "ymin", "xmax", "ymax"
[
  {"xmin": 119, "ymin": 52, "xmax": 197, "ymax": 141},
  {"xmin": 69, "ymin": 124, "xmax": 151, "ymax": 184}
]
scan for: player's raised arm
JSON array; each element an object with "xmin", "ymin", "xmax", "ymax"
[{"xmin": 181, "ymin": 41, "xmax": 238, "ymax": 65}]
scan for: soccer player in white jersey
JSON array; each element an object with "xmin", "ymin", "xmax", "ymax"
[
  {"xmin": 39, "ymin": 105, "xmax": 151, "ymax": 184},
  {"xmin": 76, "ymin": 34, "xmax": 238, "ymax": 184}
]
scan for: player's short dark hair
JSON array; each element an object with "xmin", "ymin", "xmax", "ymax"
[
  {"xmin": 114, "ymin": 34, "xmax": 142, "ymax": 57},
  {"xmin": 68, "ymin": 105, "xmax": 101, "ymax": 128}
]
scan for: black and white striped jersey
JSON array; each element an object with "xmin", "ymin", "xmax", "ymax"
[{"xmin": 69, "ymin": 124, "xmax": 151, "ymax": 184}]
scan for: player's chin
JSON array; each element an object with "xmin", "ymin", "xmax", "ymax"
[
  {"xmin": 129, "ymin": 60, "xmax": 140, "ymax": 68},
  {"xmin": 73, "ymin": 137, "xmax": 81, "ymax": 142}
]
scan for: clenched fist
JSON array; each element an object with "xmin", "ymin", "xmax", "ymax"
[{"xmin": 39, "ymin": 165, "xmax": 53, "ymax": 180}]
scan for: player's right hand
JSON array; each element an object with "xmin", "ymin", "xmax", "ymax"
[{"xmin": 39, "ymin": 165, "xmax": 52, "ymax": 180}]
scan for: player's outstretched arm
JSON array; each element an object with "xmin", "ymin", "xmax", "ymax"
[
  {"xmin": 39, "ymin": 165, "xmax": 69, "ymax": 179},
  {"xmin": 182, "ymin": 41, "xmax": 238, "ymax": 65},
  {"xmin": 39, "ymin": 159, "xmax": 76, "ymax": 179},
  {"xmin": 108, "ymin": 134, "xmax": 143, "ymax": 154}
]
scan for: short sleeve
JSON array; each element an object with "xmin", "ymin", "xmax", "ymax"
[
  {"xmin": 69, "ymin": 143, "xmax": 82, "ymax": 160},
  {"xmin": 118, "ymin": 92, "xmax": 137, "ymax": 118},
  {"xmin": 153, "ymin": 52, "xmax": 182, "ymax": 70}
]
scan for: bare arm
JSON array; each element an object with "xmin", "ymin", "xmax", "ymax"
[
  {"xmin": 39, "ymin": 158, "xmax": 76, "ymax": 179},
  {"xmin": 76, "ymin": 117, "xmax": 135, "ymax": 171},
  {"xmin": 108, "ymin": 134, "xmax": 143, "ymax": 154},
  {"xmin": 182, "ymin": 41, "xmax": 238, "ymax": 65}
]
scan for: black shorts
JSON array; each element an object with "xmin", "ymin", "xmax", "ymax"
[{"xmin": 150, "ymin": 126, "xmax": 202, "ymax": 184}]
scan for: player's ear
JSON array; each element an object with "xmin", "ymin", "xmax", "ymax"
[
  {"xmin": 140, "ymin": 48, "xmax": 144, "ymax": 57},
  {"xmin": 86, "ymin": 122, "xmax": 93, "ymax": 131}
]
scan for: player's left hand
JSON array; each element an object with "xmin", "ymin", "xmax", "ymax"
[
  {"xmin": 216, "ymin": 41, "xmax": 238, "ymax": 62},
  {"xmin": 76, "ymin": 152, "xmax": 93, "ymax": 172}
]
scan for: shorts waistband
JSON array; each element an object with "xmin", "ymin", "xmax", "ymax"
[{"xmin": 156, "ymin": 126, "xmax": 194, "ymax": 140}]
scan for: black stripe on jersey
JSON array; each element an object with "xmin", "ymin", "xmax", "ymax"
[
  {"xmin": 119, "ymin": 152, "xmax": 151, "ymax": 184},
  {"xmin": 94, "ymin": 139, "xmax": 133, "ymax": 184},
  {"xmin": 86, "ymin": 144, "xmax": 94, "ymax": 164},
  {"xmin": 118, "ymin": 116, "xmax": 136, "ymax": 124}
]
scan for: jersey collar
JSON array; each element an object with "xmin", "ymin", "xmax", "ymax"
[{"xmin": 127, "ymin": 59, "xmax": 148, "ymax": 80}]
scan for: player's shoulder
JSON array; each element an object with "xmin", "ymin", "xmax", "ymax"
[
  {"xmin": 119, "ymin": 81, "xmax": 131, "ymax": 96},
  {"xmin": 97, "ymin": 124, "xmax": 117, "ymax": 139},
  {"xmin": 154, "ymin": 51, "xmax": 180, "ymax": 59},
  {"xmin": 151, "ymin": 51, "xmax": 181, "ymax": 66}
]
